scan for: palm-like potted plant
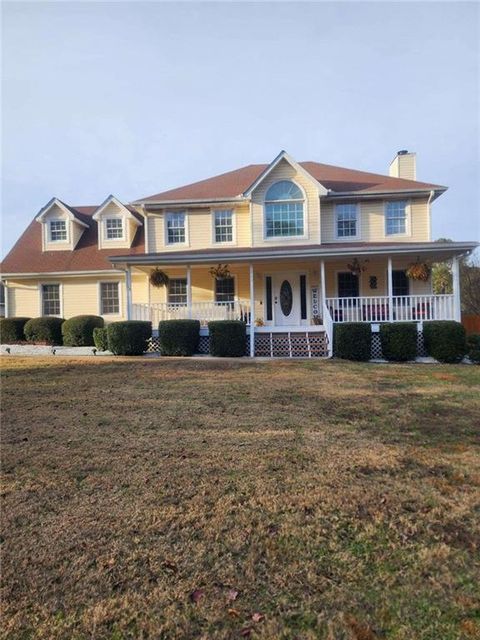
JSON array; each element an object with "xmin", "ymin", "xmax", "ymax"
[{"xmin": 406, "ymin": 260, "xmax": 431, "ymax": 282}]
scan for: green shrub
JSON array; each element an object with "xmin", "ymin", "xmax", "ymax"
[
  {"xmin": 62, "ymin": 315, "xmax": 104, "ymax": 346},
  {"xmin": 0, "ymin": 317, "xmax": 30, "ymax": 343},
  {"xmin": 467, "ymin": 334, "xmax": 480, "ymax": 364},
  {"xmin": 158, "ymin": 320, "xmax": 200, "ymax": 356},
  {"xmin": 93, "ymin": 327, "xmax": 109, "ymax": 351},
  {"xmin": 423, "ymin": 321, "xmax": 467, "ymax": 363},
  {"xmin": 24, "ymin": 316, "xmax": 65, "ymax": 345},
  {"xmin": 379, "ymin": 323, "xmax": 417, "ymax": 362},
  {"xmin": 107, "ymin": 321, "xmax": 152, "ymax": 356},
  {"xmin": 334, "ymin": 323, "xmax": 371, "ymax": 361},
  {"xmin": 208, "ymin": 321, "xmax": 246, "ymax": 357}
]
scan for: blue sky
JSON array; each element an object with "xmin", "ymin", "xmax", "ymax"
[{"xmin": 2, "ymin": 1, "xmax": 479, "ymax": 255}]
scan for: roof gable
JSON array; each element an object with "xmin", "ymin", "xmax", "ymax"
[
  {"xmin": 93, "ymin": 195, "xmax": 142, "ymax": 225},
  {"xmin": 242, "ymin": 151, "xmax": 328, "ymax": 197},
  {"xmin": 35, "ymin": 197, "xmax": 90, "ymax": 228}
]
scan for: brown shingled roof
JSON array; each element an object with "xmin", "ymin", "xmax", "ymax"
[
  {"xmin": 137, "ymin": 161, "xmax": 446, "ymax": 202},
  {"xmin": 1, "ymin": 206, "xmax": 145, "ymax": 274}
]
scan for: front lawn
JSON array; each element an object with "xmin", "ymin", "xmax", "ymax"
[{"xmin": 1, "ymin": 357, "xmax": 479, "ymax": 639}]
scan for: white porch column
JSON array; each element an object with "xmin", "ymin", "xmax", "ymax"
[
  {"xmin": 387, "ymin": 256, "xmax": 393, "ymax": 321},
  {"xmin": 125, "ymin": 267, "xmax": 132, "ymax": 320},
  {"xmin": 249, "ymin": 263, "xmax": 255, "ymax": 357},
  {"xmin": 320, "ymin": 260, "xmax": 326, "ymax": 310},
  {"xmin": 452, "ymin": 256, "xmax": 461, "ymax": 322},
  {"xmin": 186, "ymin": 265, "xmax": 192, "ymax": 319}
]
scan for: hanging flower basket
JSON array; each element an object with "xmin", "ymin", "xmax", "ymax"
[
  {"xmin": 149, "ymin": 269, "xmax": 169, "ymax": 288},
  {"xmin": 347, "ymin": 258, "xmax": 369, "ymax": 277},
  {"xmin": 209, "ymin": 264, "xmax": 231, "ymax": 280},
  {"xmin": 406, "ymin": 260, "xmax": 431, "ymax": 282}
]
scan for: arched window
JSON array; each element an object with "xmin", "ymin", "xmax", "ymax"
[{"xmin": 264, "ymin": 180, "xmax": 304, "ymax": 238}]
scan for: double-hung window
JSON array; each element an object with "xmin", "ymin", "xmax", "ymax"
[
  {"xmin": 385, "ymin": 201, "xmax": 407, "ymax": 235},
  {"xmin": 100, "ymin": 282, "xmax": 120, "ymax": 314},
  {"xmin": 336, "ymin": 204, "xmax": 358, "ymax": 238},
  {"xmin": 392, "ymin": 270, "xmax": 409, "ymax": 297},
  {"xmin": 42, "ymin": 284, "xmax": 61, "ymax": 315},
  {"xmin": 265, "ymin": 181, "xmax": 304, "ymax": 238},
  {"xmin": 105, "ymin": 218, "xmax": 124, "ymax": 240},
  {"xmin": 168, "ymin": 278, "xmax": 187, "ymax": 305},
  {"xmin": 166, "ymin": 212, "xmax": 186, "ymax": 244},
  {"xmin": 214, "ymin": 210, "xmax": 233, "ymax": 243},
  {"xmin": 215, "ymin": 277, "xmax": 235, "ymax": 304},
  {"xmin": 49, "ymin": 220, "xmax": 67, "ymax": 242}
]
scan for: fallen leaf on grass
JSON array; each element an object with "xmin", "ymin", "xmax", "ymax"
[
  {"xmin": 251, "ymin": 612, "xmax": 264, "ymax": 622},
  {"xmin": 228, "ymin": 608, "xmax": 240, "ymax": 617},
  {"xmin": 190, "ymin": 589, "xmax": 204, "ymax": 603},
  {"xmin": 227, "ymin": 589, "xmax": 239, "ymax": 601},
  {"xmin": 240, "ymin": 627, "xmax": 253, "ymax": 637}
]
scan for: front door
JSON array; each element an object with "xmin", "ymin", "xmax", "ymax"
[{"xmin": 273, "ymin": 273, "xmax": 301, "ymax": 326}]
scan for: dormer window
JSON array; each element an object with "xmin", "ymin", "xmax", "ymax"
[
  {"xmin": 49, "ymin": 220, "xmax": 67, "ymax": 242},
  {"xmin": 105, "ymin": 218, "xmax": 124, "ymax": 240}
]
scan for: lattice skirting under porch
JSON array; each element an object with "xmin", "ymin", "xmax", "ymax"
[
  {"xmin": 370, "ymin": 331, "xmax": 427, "ymax": 360},
  {"xmin": 147, "ymin": 332, "xmax": 329, "ymax": 358}
]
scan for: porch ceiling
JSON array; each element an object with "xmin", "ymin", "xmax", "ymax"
[{"xmin": 110, "ymin": 240, "xmax": 478, "ymax": 268}]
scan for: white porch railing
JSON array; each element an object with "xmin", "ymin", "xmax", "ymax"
[
  {"xmin": 132, "ymin": 300, "xmax": 251, "ymax": 327},
  {"xmin": 325, "ymin": 294, "xmax": 455, "ymax": 323}
]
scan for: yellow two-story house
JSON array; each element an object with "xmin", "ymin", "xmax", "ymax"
[{"xmin": 1, "ymin": 150, "xmax": 477, "ymax": 356}]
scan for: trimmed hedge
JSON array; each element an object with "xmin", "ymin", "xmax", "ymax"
[
  {"xmin": 208, "ymin": 321, "xmax": 246, "ymax": 357},
  {"xmin": 158, "ymin": 320, "xmax": 200, "ymax": 356},
  {"xmin": 0, "ymin": 317, "xmax": 30, "ymax": 344},
  {"xmin": 24, "ymin": 316, "xmax": 65, "ymax": 345},
  {"xmin": 93, "ymin": 327, "xmax": 109, "ymax": 352},
  {"xmin": 62, "ymin": 315, "xmax": 104, "ymax": 346},
  {"xmin": 107, "ymin": 321, "xmax": 152, "ymax": 356},
  {"xmin": 423, "ymin": 321, "xmax": 467, "ymax": 363},
  {"xmin": 379, "ymin": 322, "xmax": 417, "ymax": 362},
  {"xmin": 467, "ymin": 334, "xmax": 480, "ymax": 364},
  {"xmin": 334, "ymin": 323, "xmax": 371, "ymax": 361}
]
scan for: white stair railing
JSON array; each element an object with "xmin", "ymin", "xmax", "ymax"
[{"xmin": 322, "ymin": 301, "xmax": 333, "ymax": 357}]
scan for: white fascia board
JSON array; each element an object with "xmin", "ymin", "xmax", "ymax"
[
  {"xmin": 35, "ymin": 197, "xmax": 89, "ymax": 227},
  {"xmin": 93, "ymin": 195, "xmax": 141, "ymax": 225},
  {"xmin": 325, "ymin": 188, "xmax": 447, "ymax": 201},
  {"xmin": 242, "ymin": 150, "xmax": 329, "ymax": 197}
]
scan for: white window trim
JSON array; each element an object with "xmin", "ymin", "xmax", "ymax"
[
  {"xmin": 164, "ymin": 210, "xmax": 189, "ymax": 247},
  {"xmin": 212, "ymin": 273, "xmax": 237, "ymax": 303},
  {"xmin": 334, "ymin": 203, "xmax": 361, "ymax": 241},
  {"xmin": 384, "ymin": 199, "xmax": 412, "ymax": 238},
  {"xmin": 98, "ymin": 281, "xmax": 122, "ymax": 316},
  {"xmin": 103, "ymin": 216, "xmax": 126, "ymax": 242},
  {"xmin": 167, "ymin": 277, "xmax": 188, "ymax": 305},
  {"xmin": 263, "ymin": 180, "xmax": 309, "ymax": 242},
  {"xmin": 211, "ymin": 208, "xmax": 236, "ymax": 245},
  {"xmin": 39, "ymin": 282, "xmax": 63, "ymax": 317},
  {"xmin": 48, "ymin": 218, "xmax": 69, "ymax": 243}
]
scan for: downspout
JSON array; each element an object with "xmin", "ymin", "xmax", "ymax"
[
  {"xmin": 122, "ymin": 267, "xmax": 132, "ymax": 320},
  {"xmin": 1, "ymin": 280, "xmax": 8, "ymax": 318}
]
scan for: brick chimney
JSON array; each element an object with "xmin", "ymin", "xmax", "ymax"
[{"xmin": 389, "ymin": 150, "xmax": 416, "ymax": 180}]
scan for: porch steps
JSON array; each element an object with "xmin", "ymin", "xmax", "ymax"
[{"xmin": 254, "ymin": 331, "xmax": 328, "ymax": 358}]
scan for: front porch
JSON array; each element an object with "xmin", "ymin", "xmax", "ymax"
[{"xmin": 115, "ymin": 243, "xmax": 466, "ymax": 357}]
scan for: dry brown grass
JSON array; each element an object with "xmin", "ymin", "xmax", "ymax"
[{"xmin": 1, "ymin": 356, "xmax": 479, "ymax": 640}]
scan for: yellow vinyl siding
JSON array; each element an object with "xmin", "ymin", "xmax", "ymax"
[
  {"xmin": 321, "ymin": 197, "xmax": 430, "ymax": 243},
  {"xmin": 147, "ymin": 203, "xmax": 251, "ymax": 252},
  {"xmin": 251, "ymin": 159, "xmax": 320, "ymax": 246},
  {"xmin": 7, "ymin": 280, "xmax": 40, "ymax": 317}
]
